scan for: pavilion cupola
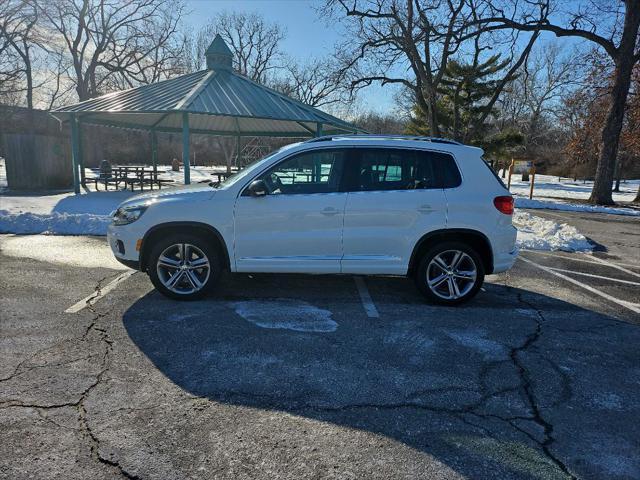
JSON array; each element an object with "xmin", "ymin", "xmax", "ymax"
[{"xmin": 205, "ymin": 34, "xmax": 234, "ymax": 70}]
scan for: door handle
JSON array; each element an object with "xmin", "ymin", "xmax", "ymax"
[
  {"xmin": 321, "ymin": 207, "xmax": 340, "ymax": 215},
  {"xmin": 418, "ymin": 204, "xmax": 435, "ymax": 213}
]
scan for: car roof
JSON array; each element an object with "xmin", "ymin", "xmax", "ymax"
[{"xmin": 295, "ymin": 134, "xmax": 483, "ymax": 156}]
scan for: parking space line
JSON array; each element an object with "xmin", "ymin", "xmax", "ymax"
[
  {"xmin": 519, "ymin": 256, "xmax": 640, "ymax": 314},
  {"xmin": 583, "ymin": 254, "xmax": 640, "ymax": 279},
  {"xmin": 522, "ymin": 249, "xmax": 640, "ymax": 270},
  {"xmin": 65, "ymin": 271, "xmax": 135, "ymax": 314},
  {"xmin": 354, "ymin": 276, "xmax": 380, "ymax": 318},
  {"xmin": 547, "ymin": 267, "xmax": 640, "ymax": 286}
]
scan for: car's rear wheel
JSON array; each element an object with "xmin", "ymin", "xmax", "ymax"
[
  {"xmin": 147, "ymin": 233, "xmax": 221, "ymax": 300},
  {"xmin": 415, "ymin": 242, "xmax": 485, "ymax": 305}
]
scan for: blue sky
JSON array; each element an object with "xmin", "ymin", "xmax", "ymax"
[
  {"xmin": 184, "ymin": 0, "xmax": 398, "ymax": 113},
  {"xmin": 183, "ymin": 1, "xmax": 587, "ymax": 116}
]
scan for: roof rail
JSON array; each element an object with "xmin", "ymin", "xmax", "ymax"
[{"xmin": 305, "ymin": 134, "xmax": 462, "ymax": 145}]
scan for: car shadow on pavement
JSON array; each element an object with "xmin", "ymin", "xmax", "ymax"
[{"xmin": 122, "ymin": 277, "xmax": 640, "ymax": 479}]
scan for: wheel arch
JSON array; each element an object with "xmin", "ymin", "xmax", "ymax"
[
  {"xmin": 139, "ymin": 222, "xmax": 231, "ymax": 272},
  {"xmin": 408, "ymin": 229, "xmax": 494, "ymax": 275}
]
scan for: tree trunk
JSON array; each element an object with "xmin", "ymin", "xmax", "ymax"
[
  {"xmin": 23, "ymin": 40, "xmax": 33, "ymax": 110},
  {"xmin": 612, "ymin": 156, "xmax": 621, "ymax": 192},
  {"xmin": 589, "ymin": 2, "xmax": 640, "ymax": 205},
  {"xmin": 634, "ymin": 185, "xmax": 640, "ymax": 203}
]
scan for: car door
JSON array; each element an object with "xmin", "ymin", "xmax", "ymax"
[
  {"xmin": 234, "ymin": 148, "xmax": 348, "ymax": 273},
  {"xmin": 341, "ymin": 147, "xmax": 449, "ymax": 275}
]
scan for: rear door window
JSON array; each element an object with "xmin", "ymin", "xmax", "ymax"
[{"xmin": 346, "ymin": 148, "xmax": 461, "ymax": 191}]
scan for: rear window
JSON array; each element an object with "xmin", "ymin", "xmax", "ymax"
[
  {"xmin": 347, "ymin": 148, "xmax": 461, "ymax": 192},
  {"xmin": 482, "ymin": 157, "xmax": 507, "ymax": 188}
]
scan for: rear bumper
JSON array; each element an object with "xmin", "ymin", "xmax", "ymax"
[
  {"xmin": 492, "ymin": 247, "xmax": 518, "ymax": 273},
  {"xmin": 491, "ymin": 225, "xmax": 518, "ymax": 273}
]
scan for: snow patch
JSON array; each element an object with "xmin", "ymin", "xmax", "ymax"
[
  {"xmin": 230, "ymin": 299, "xmax": 337, "ymax": 333},
  {"xmin": 515, "ymin": 197, "xmax": 639, "ymax": 216},
  {"xmin": 0, "ymin": 210, "xmax": 111, "ymax": 235},
  {"xmin": 514, "ymin": 211, "xmax": 593, "ymax": 252}
]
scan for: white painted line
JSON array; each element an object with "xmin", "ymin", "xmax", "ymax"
[
  {"xmin": 354, "ymin": 276, "xmax": 379, "ymax": 318},
  {"xmin": 583, "ymin": 254, "xmax": 640, "ymax": 279},
  {"xmin": 519, "ymin": 256, "xmax": 640, "ymax": 314},
  {"xmin": 547, "ymin": 267, "xmax": 640, "ymax": 286},
  {"xmin": 65, "ymin": 271, "xmax": 135, "ymax": 313},
  {"xmin": 522, "ymin": 249, "xmax": 640, "ymax": 270}
]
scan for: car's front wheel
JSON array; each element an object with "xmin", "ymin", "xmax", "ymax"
[
  {"xmin": 415, "ymin": 242, "xmax": 485, "ymax": 305},
  {"xmin": 147, "ymin": 233, "xmax": 221, "ymax": 300}
]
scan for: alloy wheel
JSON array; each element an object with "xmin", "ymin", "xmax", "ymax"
[
  {"xmin": 426, "ymin": 250, "xmax": 477, "ymax": 300},
  {"xmin": 156, "ymin": 243, "xmax": 211, "ymax": 295}
]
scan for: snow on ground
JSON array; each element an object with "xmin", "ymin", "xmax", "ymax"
[
  {"xmin": 507, "ymin": 173, "xmax": 638, "ymax": 203},
  {"xmin": 513, "ymin": 211, "xmax": 592, "ymax": 252},
  {"xmin": 0, "ymin": 158, "xmax": 7, "ymax": 189},
  {"xmin": 0, "ymin": 210, "xmax": 111, "ymax": 235},
  {"xmin": 0, "ymin": 189, "xmax": 135, "ymax": 235},
  {"xmin": 505, "ymin": 173, "xmax": 639, "ymax": 216},
  {"xmin": 515, "ymin": 197, "xmax": 639, "ymax": 216}
]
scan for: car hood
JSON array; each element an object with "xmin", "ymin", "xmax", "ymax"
[{"xmin": 117, "ymin": 184, "xmax": 216, "ymax": 210}]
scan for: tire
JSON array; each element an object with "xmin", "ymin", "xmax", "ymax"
[
  {"xmin": 414, "ymin": 242, "xmax": 485, "ymax": 305},
  {"xmin": 147, "ymin": 233, "xmax": 221, "ymax": 300}
]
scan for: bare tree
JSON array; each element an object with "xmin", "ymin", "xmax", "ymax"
[
  {"xmin": 272, "ymin": 57, "xmax": 354, "ymax": 108},
  {"xmin": 498, "ymin": 42, "xmax": 576, "ymax": 161},
  {"xmin": 0, "ymin": 0, "xmax": 39, "ymax": 108},
  {"xmin": 36, "ymin": 0, "xmax": 186, "ymax": 101},
  {"xmin": 474, "ymin": 0, "xmax": 640, "ymax": 204},
  {"xmin": 189, "ymin": 12, "xmax": 285, "ymax": 83},
  {"xmin": 321, "ymin": 0, "xmax": 540, "ymax": 137}
]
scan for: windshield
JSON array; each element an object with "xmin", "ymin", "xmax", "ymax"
[{"xmin": 216, "ymin": 143, "xmax": 301, "ymax": 189}]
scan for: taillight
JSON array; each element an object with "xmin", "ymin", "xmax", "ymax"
[{"xmin": 494, "ymin": 196, "xmax": 514, "ymax": 215}]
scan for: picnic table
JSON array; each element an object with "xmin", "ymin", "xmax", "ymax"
[
  {"xmin": 210, "ymin": 166, "xmax": 243, "ymax": 183},
  {"xmin": 91, "ymin": 166, "xmax": 174, "ymax": 191}
]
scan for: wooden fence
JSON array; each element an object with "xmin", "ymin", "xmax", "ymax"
[{"xmin": 3, "ymin": 133, "xmax": 72, "ymax": 190}]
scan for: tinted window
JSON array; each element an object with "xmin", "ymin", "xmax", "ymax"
[
  {"xmin": 349, "ymin": 149, "xmax": 461, "ymax": 192},
  {"xmin": 257, "ymin": 149, "xmax": 345, "ymax": 195}
]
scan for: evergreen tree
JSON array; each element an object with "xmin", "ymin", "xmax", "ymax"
[{"xmin": 407, "ymin": 55, "xmax": 523, "ymax": 159}]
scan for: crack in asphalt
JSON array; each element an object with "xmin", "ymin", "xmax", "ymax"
[
  {"xmin": 2, "ymin": 270, "xmax": 587, "ymax": 479},
  {"xmin": 1, "ymin": 275, "xmax": 140, "ymax": 480},
  {"xmin": 511, "ymin": 292, "xmax": 576, "ymax": 480}
]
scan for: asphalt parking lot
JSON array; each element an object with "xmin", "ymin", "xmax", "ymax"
[{"xmin": 1, "ymin": 210, "xmax": 639, "ymax": 479}]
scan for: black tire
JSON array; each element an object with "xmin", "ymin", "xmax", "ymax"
[
  {"xmin": 414, "ymin": 242, "xmax": 485, "ymax": 305},
  {"xmin": 147, "ymin": 233, "xmax": 221, "ymax": 300}
]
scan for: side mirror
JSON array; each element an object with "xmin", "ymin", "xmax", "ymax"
[{"xmin": 246, "ymin": 179, "xmax": 268, "ymax": 197}]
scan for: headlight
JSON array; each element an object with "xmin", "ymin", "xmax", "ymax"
[{"xmin": 112, "ymin": 206, "xmax": 147, "ymax": 225}]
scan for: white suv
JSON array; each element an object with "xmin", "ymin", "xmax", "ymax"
[{"xmin": 108, "ymin": 136, "xmax": 517, "ymax": 305}]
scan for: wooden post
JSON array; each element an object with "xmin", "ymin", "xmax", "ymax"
[
  {"xmin": 70, "ymin": 114, "xmax": 81, "ymax": 194},
  {"xmin": 182, "ymin": 112, "xmax": 190, "ymax": 185},
  {"xmin": 316, "ymin": 122, "xmax": 323, "ymax": 137},
  {"xmin": 507, "ymin": 158, "xmax": 515, "ymax": 190},
  {"xmin": 529, "ymin": 166, "xmax": 536, "ymax": 200}
]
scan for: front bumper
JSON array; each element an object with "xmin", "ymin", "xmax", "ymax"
[{"xmin": 107, "ymin": 223, "xmax": 142, "ymax": 269}]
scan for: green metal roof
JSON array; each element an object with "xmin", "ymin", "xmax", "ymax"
[{"xmin": 51, "ymin": 59, "xmax": 360, "ymax": 137}]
